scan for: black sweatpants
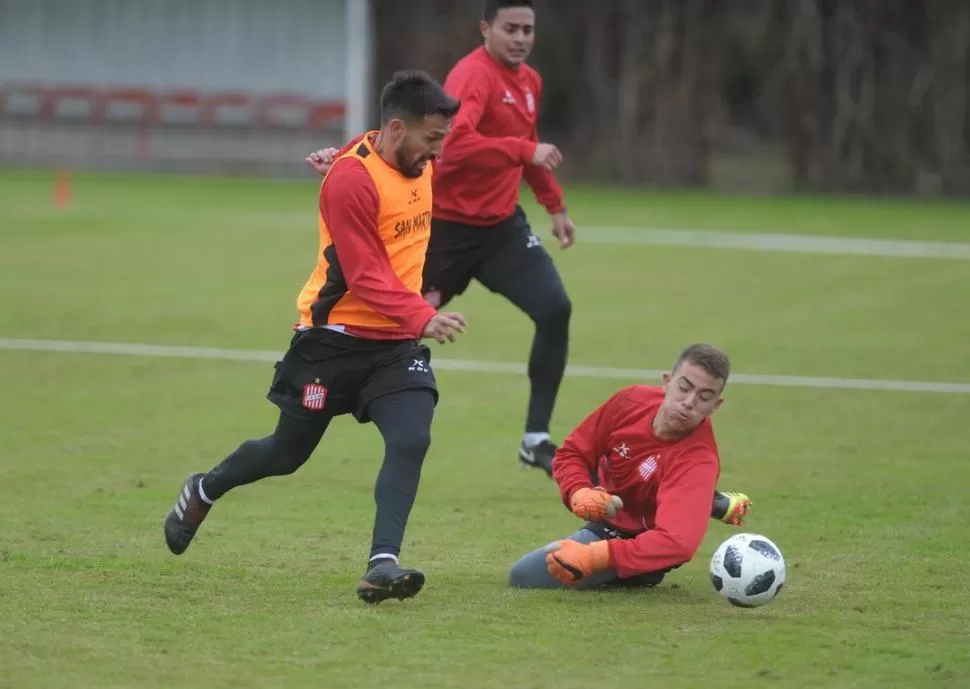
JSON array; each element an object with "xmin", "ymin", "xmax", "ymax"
[
  {"xmin": 202, "ymin": 331, "xmax": 438, "ymax": 565},
  {"xmin": 422, "ymin": 207, "xmax": 571, "ymax": 434}
]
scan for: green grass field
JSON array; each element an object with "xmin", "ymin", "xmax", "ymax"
[{"xmin": 2, "ymin": 167, "xmax": 969, "ymax": 689}]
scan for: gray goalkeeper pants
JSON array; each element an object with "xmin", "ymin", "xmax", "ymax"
[{"xmin": 507, "ymin": 522, "xmax": 673, "ymax": 590}]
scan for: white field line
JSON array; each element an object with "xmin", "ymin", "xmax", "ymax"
[
  {"xmin": 11, "ymin": 201, "xmax": 969, "ymax": 259},
  {"xmin": 1, "ymin": 338, "xmax": 969, "ymax": 394},
  {"xmin": 579, "ymin": 227, "xmax": 970, "ymax": 260}
]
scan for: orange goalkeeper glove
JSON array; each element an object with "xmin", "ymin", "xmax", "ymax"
[
  {"xmin": 544, "ymin": 539, "xmax": 611, "ymax": 585},
  {"xmin": 569, "ymin": 486, "xmax": 624, "ymax": 521}
]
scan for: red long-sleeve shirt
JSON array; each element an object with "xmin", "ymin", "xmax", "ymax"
[
  {"xmin": 552, "ymin": 385, "xmax": 721, "ymax": 579},
  {"xmin": 432, "ymin": 46, "xmax": 565, "ymax": 226}
]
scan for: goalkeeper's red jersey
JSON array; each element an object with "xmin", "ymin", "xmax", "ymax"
[{"xmin": 552, "ymin": 386, "xmax": 721, "ymax": 579}]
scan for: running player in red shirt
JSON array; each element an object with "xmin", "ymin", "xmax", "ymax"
[
  {"xmin": 508, "ymin": 344, "xmax": 751, "ymax": 589},
  {"xmin": 308, "ymin": 0, "xmax": 575, "ymax": 476}
]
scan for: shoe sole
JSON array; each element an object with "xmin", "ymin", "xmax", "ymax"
[
  {"xmin": 164, "ymin": 513, "xmax": 191, "ymax": 555},
  {"xmin": 356, "ymin": 570, "xmax": 426, "ymax": 604}
]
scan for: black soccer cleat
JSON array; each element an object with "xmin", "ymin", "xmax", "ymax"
[
  {"xmin": 518, "ymin": 439, "xmax": 557, "ymax": 477},
  {"xmin": 355, "ymin": 560, "xmax": 426, "ymax": 604},
  {"xmin": 164, "ymin": 472, "xmax": 212, "ymax": 555}
]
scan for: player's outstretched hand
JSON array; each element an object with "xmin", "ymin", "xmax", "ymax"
[
  {"xmin": 544, "ymin": 539, "xmax": 610, "ymax": 585},
  {"xmin": 551, "ymin": 211, "xmax": 576, "ymax": 249},
  {"xmin": 569, "ymin": 486, "xmax": 623, "ymax": 521},
  {"xmin": 306, "ymin": 147, "xmax": 339, "ymax": 176},
  {"xmin": 422, "ymin": 311, "xmax": 466, "ymax": 344},
  {"xmin": 531, "ymin": 142, "xmax": 562, "ymax": 171}
]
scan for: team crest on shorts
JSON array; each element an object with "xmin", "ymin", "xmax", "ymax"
[
  {"xmin": 424, "ymin": 289, "xmax": 442, "ymax": 308},
  {"xmin": 302, "ymin": 382, "xmax": 328, "ymax": 411}
]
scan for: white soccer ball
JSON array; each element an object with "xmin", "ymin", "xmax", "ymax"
[{"xmin": 709, "ymin": 533, "xmax": 786, "ymax": 608}]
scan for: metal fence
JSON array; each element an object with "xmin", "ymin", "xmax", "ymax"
[{"xmin": 0, "ymin": 0, "xmax": 371, "ymax": 175}]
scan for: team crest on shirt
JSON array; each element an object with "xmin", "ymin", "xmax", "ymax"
[
  {"xmin": 525, "ymin": 90, "xmax": 535, "ymax": 114},
  {"xmin": 638, "ymin": 455, "xmax": 659, "ymax": 480},
  {"xmin": 302, "ymin": 382, "xmax": 328, "ymax": 411}
]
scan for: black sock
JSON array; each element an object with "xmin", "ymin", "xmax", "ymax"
[
  {"xmin": 202, "ymin": 411, "xmax": 330, "ymax": 501},
  {"xmin": 365, "ymin": 389, "xmax": 435, "ymax": 566}
]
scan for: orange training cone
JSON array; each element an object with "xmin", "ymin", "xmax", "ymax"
[{"xmin": 53, "ymin": 168, "xmax": 72, "ymax": 208}]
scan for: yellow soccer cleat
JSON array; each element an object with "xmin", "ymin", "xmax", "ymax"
[{"xmin": 712, "ymin": 491, "xmax": 752, "ymax": 526}]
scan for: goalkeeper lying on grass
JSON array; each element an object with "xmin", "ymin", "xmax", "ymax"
[{"xmin": 509, "ymin": 343, "xmax": 751, "ymax": 589}]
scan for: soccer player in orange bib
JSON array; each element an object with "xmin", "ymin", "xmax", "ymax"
[{"xmin": 163, "ymin": 70, "xmax": 465, "ymax": 604}]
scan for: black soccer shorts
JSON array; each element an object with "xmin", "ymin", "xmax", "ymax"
[
  {"xmin": 422, "ymin": 205, "xmax": 560, "ymax": 309},
  {"xmin": 266, "ymin": 328, "xmax": 438, "ymax": 423}
]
